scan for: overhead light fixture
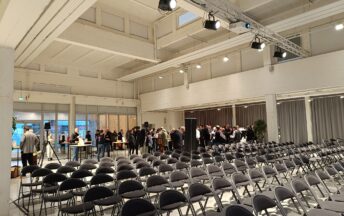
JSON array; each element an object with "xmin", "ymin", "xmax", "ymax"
[
  {"xmin": 158, "ymin": 0, "xmax": 176, "ymax": 11},
  {"xmin": 244, "ymin": 22, "xmax": 251, "ymax": 29},
  {"xmin": 274, "ymin": 47, "xmax": 287, "ymax": 58},
  {"xmin": 277, "ymin": 102, "xmax": 281, "ymax": 105},
  {"xmin": 196, "ymin": 64, "xmax": 202, "ymax": 69},
  {"xmin": 244, "ymin": 105, "xmax": 248, "ymax": 109},
  {"xmin": 251, "ymin": 35, "xmax": 265, "ymax": 50},
  {"xmin": 335, "ymin": 23, "xmax": 344, "ymax": 31},
  {"xmin": 308, "ymin": 99, "xmax": 313, "ymax": 102},
  {"xmin": 18, "ymin": 96, "xmax": 24, "ymax": 101},
  {"xmin": 179, "ymin": 69, "xmax": 184, "ymax": 74},
  {"xmin": 223, "ymin": 56, "xmax": 229, "ymax": 62},
  {"xmin": 158, "ymin": 76, "xmax": 163, "ymax": 79},
  {"xmin": 217, "ymin": 108, "xmax": 221, "ymax": 111},
  {"xmin": 204, "ymin": 11, "xmax": 220, "ymax": 30},
  {"xmin": 340, "ymin": 95, "xmax": 344, "ymax": 99}
]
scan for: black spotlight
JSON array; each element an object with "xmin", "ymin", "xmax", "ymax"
[
  {"xmin": 158, "ymin": 0, "xmax": 176, "ymax": 11},
  {"xmin": 250, "ymin": 36, "xmax": 265, "ymax": 50},
  {"xmin": 273, "ymin": 47, "xmax": 287, "ymax": 58},
  {"xmin": 204, "ymin": 12, "xmax": 220, "ymax": 30},
  {"xmin": 244, "ymin": 22, "xmax": 251, "ymax": 29}
]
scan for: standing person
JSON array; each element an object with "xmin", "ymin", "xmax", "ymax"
[
  {"xmin": 71, "ymin": 128, "xmax": 80, "ymax": 161},
  {"xmin": 199, "ymin": 125, "xmax": 205, "ymax": 147},
  {"xmin": 246, "ymin": 126, "xmax": 255, "ymax": 143},
  {"xmin": 20, "ymin": 126, "xmax": 39, "ymax": 167},
  {"xmin": 97, "ymin": 130, "xmax": 106, "ymax": 161},
  {"xmin": 104, "ymin": 129, "xmax": 112, "ymax": 157},
  {"xmin": 46, "ymin": 132, "xmax": 54, "ymax": 161},
  {"xmin": 203, "ymin": 125, "xmax": 211, "ymax": 146},
  {"xmin": 85, "ymin": 131, "xmax": 92, "ymax": 142},
  {"xmin": 138, "ymin": 128, "xmax": 147, "ymax": 154},
  {"xmin": 161, "ymin": 128, "xmax": 168, "ymax": 151},
  {"xmin": 59, "ymin": 133, "xmax": 66, "ymax": 154},
  {"xmin": 128, "ymin": 129, "xmax": 136, "ymax": 155},
  {"xmin": 95, "ymin": 129, "xmax": 100, "ymax": 153},
  {"xmin": 147, "ymin": 131, "xmax": 153, "ymax": 153},
  {"xmin": 118, "ymin": 129, "xmax": 123, "ymax": 142},
  {"xmin": 170, "ymin": 128, "xmax": 183, "ymax": 150}
]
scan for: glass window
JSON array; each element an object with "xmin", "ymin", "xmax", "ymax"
[
  {"xmin": 87, "ymin": 114, "xmax": 97, "ymax": 143},
  {"xmin": 178, "ymin": 12, "xmax": 198, "ymax": 27},
  {"xmin": 128, "ymin": 115, "xmax": 137, "ymax": 130},
  {"xmin": 76, "ymin": 114, "xmax": 86, "ymax": 138},
  {"xmin": 14, "ymin": 112, "xmax": 41, "ymax": 121},
  {"xmin": 119, "ymin": 115, "xmax": 128, "ymax": 133},
  {"xmin": 58, "ymin": 113, "xmax": 69, "ymax": 141},
  {"xmin": 99, "ymin": 114, "xmax": 107, "ymax": 130},
  {"xmin": 43, "ymin": 113, "xmax": 56, "ymax": 144},
  {"xmin": 108, "ymin": 114, "xmax": 119, "ymax": 132}
]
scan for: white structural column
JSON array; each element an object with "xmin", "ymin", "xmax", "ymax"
[
  {"xmin": 304, "ymin": 96, "xmax": 314, "ymax": 142},
  {"xmin": 136, "ymin": 100, "xmax": 142, "ymax": 127},
  {"xmin": 69, "ymin": 96, "xmax": 76, "ymax": 135},
  {"xmin": 232, "ymin": 105, "xmax": 237, "ymax": 126},
  {"xmin": 0, "ymin": 47, "xmax": 14, "ymax": 216},
  {"xmin": 265, "ymin": 94, "xmax": 279, "ymax": 142}
]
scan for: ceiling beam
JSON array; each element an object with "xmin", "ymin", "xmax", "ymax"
[
  {"xmin": 15, "ymin": 0, "xmax": 97, "ymax": 67},
  {"xmin": 55, "ymin": 22, "xmax": 160, "ymax": 63},
  {"xmin": 0, "ymin": 0, "xmax": 51, "ymax": 48},
  {"xmin": 237, "ymin": 0, "xmax": 274, "ymax": 12},
  {"xmin": 119, "ymin": 0, "xmax": 344, "ymax": 81}
]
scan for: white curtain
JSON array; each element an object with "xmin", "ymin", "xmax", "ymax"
[
  {"xmin": 311, "ymin": 95, "xmax": 344, "ymax": 143},
  {"xmin": 236, "ymin": 103, "xmax": 267, "ymax": 127},
  {"xmin": 277, "ymin": 99, "xmax": 307, "ymax": 143}
]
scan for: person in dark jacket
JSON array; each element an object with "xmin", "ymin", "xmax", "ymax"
[
  {"xmin": 203, "ymin": 125, "xmax": 211, "ymax": 146},
  {"xmin": 128, "ymin": 129, "xmax": 136, "ymax": 155},
  {"xmin": 213, "ymin": 126, "xmax": 226, "ymax": 144},
  {"xmin": 246, "ymin": 126, "xmax": 255, "ymax": 143},
  {"xmin": 170, "ymin": 129, "xmax": 183, "ymax": 150},
  {"xmin": 104, "ymin": 129, "xmax": 112, "ymax": 157},
  {"xmin": 97, "ymin": 130, "xmax": 106, "ymax": 161}
]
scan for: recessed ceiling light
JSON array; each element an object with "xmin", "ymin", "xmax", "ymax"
[
  {"xmin": 277, "ymin": 102, "xmax": 281, "ymax": 105},
  {"xmin": 158, "ymin": 76, "xmax": 163, "ymax": 79},
  {"xmin": 179, "ymin": 69, "xmax": 184, "ymax": 74},
  {"xmin": 244, "ymin": 105, "xmax": 248, "ymax": 108},
  {"xmin": 196, "ymin": 64, "xmax": 202, "ymax": 69},
  {"xmin": 340, "ymin": 95, "xmax": 344, "ymax": 99},
  {"xmin": 308, "ymin": 99, "xmax": 313, "ymax": 102},
  {"xmin": 335, "ymin": 23, "xmax": 344, "ymax": 31},
  {"xmin": 18, "ymin": 96, "xmax": 24, "ymax": 101},
  {"xmin": 217, "ymin": 108, "xmax": 221, "ymax": 111},
  {"xmin": 223, "ymin": 56, "xmax": 229, "ymax": 62}
]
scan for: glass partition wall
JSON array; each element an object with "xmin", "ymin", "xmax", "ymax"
[{"xmin": 12, "ymin": 102, "xmax": 137, "ymax": 160}]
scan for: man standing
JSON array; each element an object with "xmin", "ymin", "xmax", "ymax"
[
  {"xmin": 104, "ymin": 129, "xmax": 112, "ymax": 157},
  {"xmin": 20, "ymin": 126, "xmax": 39, "ymax": 167},
  {"xmin": 71, "ymin": 128, "xmax": 79, "ymax": 161}
]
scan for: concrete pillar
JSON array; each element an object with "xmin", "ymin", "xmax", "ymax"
[
  {"xmin": 304, "ymin": 96, "xmax": 313, "ymax": 142},
  {"xmin": 232, "ymin": 105, "xmax": 237, "ymax": 126},
  {"xmin": 265, "ymin": 94, "xmax": 279, "ymax": 142},
  {"xmin": 69, "ymin": 96, "xmax": 76, "ymax": 135},
  {"xmin": 0, "ymin": 46, "xmax": 14, "ymax": 215},
  {"xmin": 136, "ymin": 100, "xmax": 142, "ymax": 127}
]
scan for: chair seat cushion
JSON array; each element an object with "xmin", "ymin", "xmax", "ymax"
[
  {"xmin": 60, "ymin": 202, "xmax": 94, "ymax": 214},
  {"xmin": 121, "ymin": 190, "xmax": 146, "ymax": 199},
  {"xmin": 330, "ymin": 194, "xmax": 344, "ymax": 202},
  {"xmin": 320, "ymin": 200, "xmax": 344, "ymax": 213},
  {"xmin": 94, "ymin": 195, "xmax": 121, "ymax": 206},
  {"xmin": 308, "ymin": 208, "xmax": 341, "ymax": 216}
]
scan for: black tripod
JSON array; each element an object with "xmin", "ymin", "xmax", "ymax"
[{"xmin": 38, "ymin": 123, "xmax": 61, "ymax": 167}]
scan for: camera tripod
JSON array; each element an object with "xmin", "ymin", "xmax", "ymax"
[{"xmin": 38, "ymin": 129, "xmax": 61, "ymax": 167}]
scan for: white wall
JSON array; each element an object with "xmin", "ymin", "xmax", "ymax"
[
  {"xmin": 166, "ymin": 111, "xmax": 184, "ymax": 129},
  {"xmin": 141, "ymin": 112, "xmax": 167, "ymax": 129},
  {"xmin": 140, "ymin": 50, "xmax": 344, "ymax": 112}
]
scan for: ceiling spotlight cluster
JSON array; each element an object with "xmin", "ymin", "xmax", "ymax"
[
  {"xmin": 251, "ymin": 35, "xmax": 265, "ymax": 51},
  {"xmin": 158, "ymin": 0, "xmax": 177, "ymax": 11},
  {"xmin": 204, "ymin": 11, "xmax": 220, "ymax": 30},
  {"xmin": 274, "ymin": 47, "xmax": 287, "ymax": 59}
]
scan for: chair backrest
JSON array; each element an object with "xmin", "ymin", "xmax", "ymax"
[
  {"xmin": 180, "ymin": 156, "xmax": 191, "ymax": 163},
  {"xmin": 96, "ymin": 167, "xmax": 115, "ymax": 175},
  {"xmin": 99, "ymin": 162, "xmax": 115, "ymax": 168},
  {"xmin": 65, "ymin": 161, "xmax": 80, "ymax": 168},
  {"xmin": 79, "ymin": 163, "xmax": 97, "ymax": 171},
  {"xmin": 21, "ymin": 165, "xmax": 39, "ymax": 176},
  {"xmin": 170, "ymin": 171, "xmax": 189, "ymax": 182},
  {"xmin": 139, "ymin": 167, "xmax": 156, "ymax": 177},
  {"xmin": 315, "ymin": 169, "xmax": 331, "ymax": 181},
  {"xmin": 84, "ymin": 186, "xmax": 114, "ymax": 202},
  {"xmin": 249, "ymin": 168, "xmax": 264, "ymax": 181},
  {"xmin": 43, "ymin": 173, "xmax": 67, "ymax": 185},
  {"xmin": 188, "ymin": 183, "xmax": 212, "ymax": 198},
  {"xmin": 44, "ymin": 162, "xmax": 62, "ymax": 170},
  {"xmin": 274, "ymin": 163, "xmax": 287, "ymax": 173},
  {"xmin": 146, "ymin": 175, "xmax": 168, "ymax": 188},
  {"xmin": 190, "ymin": 167, "xmax": 207, "ymax": 178},
  {"xmin": 232, "ymin": 172, "xmax": 250, "ymax": 186},
  {"xmin": 90, "ymin": 173, "xmax": 114, "ymax": 185},
  {"xmin": 274, "ymin": 186, "xmax": 296, "ymax": 202},
  {"xmin": 223, "ymin": 204, "xmax": 254, "ymax": 216},
  {"xmin": 212, "ymin": 178, "xmax": 233, "ymax": 191},
  {"xmin": 305, "ymin": 174, "xmax": 321, "ymax": 186},
  {"xmin": 133, "ymin": 157, "xmax": 145, "ymax": 164},
  {"xmin": 190, "ymin": 160, "xmax": 202, "ymax": 167},
  {"xmin": 291, "ymin": 179, "xmax": 310, "ymax": 193},
  {"xmin": 117, "ymin": 164, "xmax": 134, "ymax": 172},
  {"xmin": 100, "ymin": 157, "xmax": 114, "ymax": 163},
  {"xmin": 263, "ymin": 166, "xmax": 277, "ymax": 177},
  {"xmin": 82, "ymin": 159, "xmax": 98, "ymax": 165},
  {"xmin": 136, "ymin": 161, "xmax": 151, "ymax": 169},
  {"xmin": 31, "ymin": 168, "xmax": 53, "ymax": 178},
  {"xmin": 130, "ymin": 154, "xmax": 139, "ymax": 160},
  {"xmin": 116, "ymin": 170, "xmax": 137, "ymax": 181},
  {"xmin": 57, "ymin": 166, "xmax": 76, "ymax": 174},
  {"xmin": 252, "ymin": 194, "xmax": 277, "ymax": 214},
  {"xmin": 167, "ymin": 157, "xmax": 178, "ymax": 164},
  {"xmin": 152, "ymin": 160, "xmax": 164, "ymax": 167},
  {"xmin": 71, "ymin": 169, "xmax": 93, "ymax": 179},
  {"xmin": 207, "ymin": 164, "xmax": 222, "ymax": 174},
  {"xmin": 59, "ymin": 178, "xmax": 87, "ymax": 191},
  {"xmin": 121, "ymin": 198, "xmax": 157, "ymax": 216},
  {"xmin": 175, "ymin": 161, "xmax": 188, "ymax": 170},
  {"xmin": 159, "ymin": 190, "xmax": 187, "ymax": 209},
  {"xmin": 158, "ymin": 164, "xmax": 173, "ymax": 173},
  {"xmin": 118, "ymin": 180, "xmax": 144, "ymax": 195}
]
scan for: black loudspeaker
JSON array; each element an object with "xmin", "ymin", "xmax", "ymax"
[
  {"xmin": 184, "ymin": 118, "xmax": 197, "ymax": 152},
  {"xmin": 44, "ymin": 122, "xmax": 51, "ymax": 130},
  {"xmin": 144, "ymin": 121, "xmax": 149, "ymax": 128}
]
